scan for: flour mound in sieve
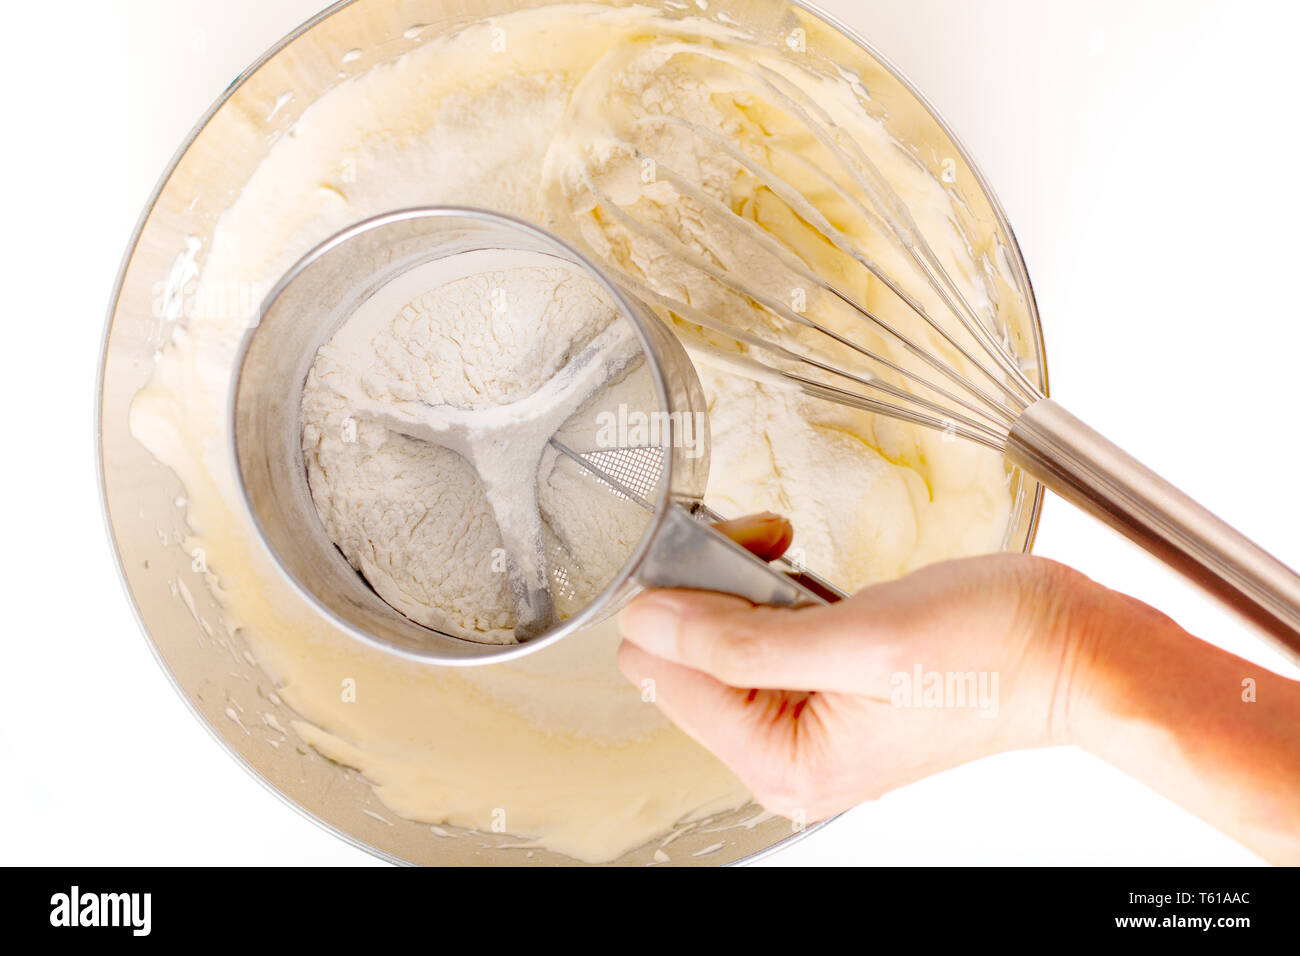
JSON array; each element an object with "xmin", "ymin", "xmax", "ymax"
[{"xmin": 300, "ymin": 258, "xmax": 653, "ymax": 643}]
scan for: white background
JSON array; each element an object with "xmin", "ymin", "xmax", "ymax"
[{"xmin": 2, "ymin": 0, "xmax": 1297, "ymax": 865}]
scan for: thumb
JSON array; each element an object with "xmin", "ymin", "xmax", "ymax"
[{"xmin": 709, "ymin": 511, "xmax": 793, "ymax": 562}]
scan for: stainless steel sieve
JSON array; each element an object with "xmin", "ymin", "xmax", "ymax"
[{"xmin": 230, "ymin": 207, "xmax": 838, "ymax": 666}]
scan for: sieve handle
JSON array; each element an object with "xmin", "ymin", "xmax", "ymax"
[
  {"xmin": 1006, "ymin": 398, "xmax": 1300, "ymax": 663},
  {"xmin": 634, "ymin": 504, "xmax": 839, "ymax": 607}
]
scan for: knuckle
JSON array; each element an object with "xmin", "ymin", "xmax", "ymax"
[
  {"xmin": 750, "ymin": 773, "xmax": 801, "ymax": 818},
  {"xmin": 751, "ymin": 766, "xmax": 819, "ymax": 821}
]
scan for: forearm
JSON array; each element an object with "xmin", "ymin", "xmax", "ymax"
[{"xmin": 1072, "ymin": 600, "xmax": 1300, "ymax": 864}]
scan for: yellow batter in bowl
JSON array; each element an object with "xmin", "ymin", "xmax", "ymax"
[{"xmin": 101, "ymin": 0, "xmax": 1046, "ymax": 865}]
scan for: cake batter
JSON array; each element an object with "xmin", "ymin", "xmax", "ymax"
[{"xmin": 129, "ymin": 4, "xmax": 1017, "ymax": 862}]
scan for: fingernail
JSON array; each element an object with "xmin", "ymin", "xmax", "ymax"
[{"xmin": 618, "ymin": 596, "xmax": 681, "ymax": 656}]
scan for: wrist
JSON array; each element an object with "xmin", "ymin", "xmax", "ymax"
[
  {"xmin": 1009, "ymin": 560, "xmax": 1176, "ymax": 753},
  {"xmin": 1054, "ymin": 583, "xmax": 1192, "ymax": 757}
]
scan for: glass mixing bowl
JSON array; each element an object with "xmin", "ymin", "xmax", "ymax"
[{"xmin": 97, "ymin": 0, "xmax": 1048, "ymax": 865}]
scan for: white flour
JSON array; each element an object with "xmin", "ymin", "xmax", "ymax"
[{"xmin": 301, "ymin": 251, "xmax": 653, "ymax": 642}]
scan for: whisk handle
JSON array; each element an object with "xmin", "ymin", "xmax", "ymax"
[
  {"xmin": 1006, "ymin": 398, "xmax": 1300, "ymax": 662},
  {"xmin": 634, "ymin": 504, "xmax": 839, "ymax": 608}
]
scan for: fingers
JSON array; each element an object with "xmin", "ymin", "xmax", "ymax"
[
  {"xmin": 616, "ymin": 551, "xmax": 1088, "ymax": 824},
  {"xmin": 709, "ymin": 511, "xmax": 793, "ymax": 561},
  {"xmin": 622, "ymin": 508, "xmax": 851, "ymax": 690},
  {"xmin": 617, "ymin": 641, "xmax": 764, "ymax": 761},
  {"xmin": 621, "ymin": 552, "xmax": 1070, "ymax": 693},
  {"xmin": 618, "ymin": 589, "xmax": 870, "ymax": 691},
  {"xmin": 617, "ymin": 641, "xmax": 808, "ymax": 806}
]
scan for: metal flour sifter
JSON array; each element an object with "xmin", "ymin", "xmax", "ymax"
[{"xmin": 231, "ymin": 207, "xmax": 841, "ymax": 666}]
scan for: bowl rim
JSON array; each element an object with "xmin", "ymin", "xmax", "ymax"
[{"xmin": 95, "ymin": 0, "xmax": 1048, "ymax": 867}]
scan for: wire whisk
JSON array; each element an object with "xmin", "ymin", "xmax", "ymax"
[{"xmin": 545, "ymin": 37, "xmax": 1300, "ymax": 657}]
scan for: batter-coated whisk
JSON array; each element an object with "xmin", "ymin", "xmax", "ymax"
[{"xmin": 551, "ymin": 40, "xmax": 1300, "ymax": 658}]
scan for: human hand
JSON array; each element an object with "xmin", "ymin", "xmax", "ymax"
[{"xmin": 617, "ymin": 512, "xmax": 1137, "ymax": 824}]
